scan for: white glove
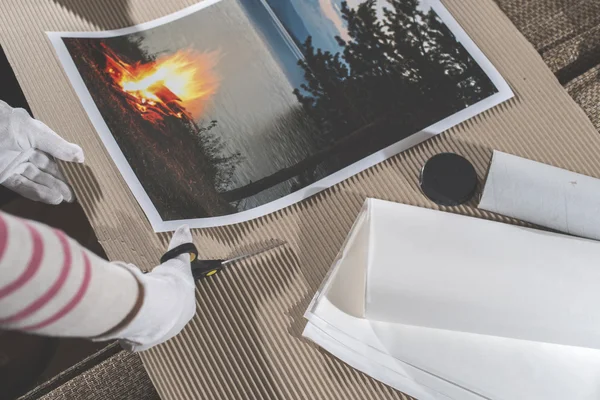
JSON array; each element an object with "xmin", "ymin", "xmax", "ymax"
[
  {"xmin": 95, "ymin": 225, "xmax": 197, "ymax": 352},
  {"xmin": 0, "ymin": 100, "xmax": 84, "ymax": 204}
]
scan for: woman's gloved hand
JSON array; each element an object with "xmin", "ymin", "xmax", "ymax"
[
  {"xmin": 95, "ymin": 225, "xmax": 197, "ymax": 352},
  {"xmin": 0, "ymin": 100, "xmax": 84, "ymax": 204}
]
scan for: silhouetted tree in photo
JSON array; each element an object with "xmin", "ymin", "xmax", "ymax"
[
  {"xmin": 295, "ymin": 0, "xmax": 497, "ymax": 146},
  {"xmin": 193, "ymin": 120, "xmax": 244, "ymax": 192},
  {"xmin": 422, "ymin": 9, "xmax": 497, "ymax": 107},
  {"xmin": 225, "ymin": 0, "xmax": 498, "ymax": 202},
  {"xmin": 293, "ymin": 36, "xmax": 356, "ymax": 143}
]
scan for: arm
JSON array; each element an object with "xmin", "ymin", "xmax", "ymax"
[
  {"xmin": 0, "ymin": 210, "xmax": 196, "ymax": 351},
  {"xmin": 0, "ymin": 101, "xmax": 196, "ymax": 351}
]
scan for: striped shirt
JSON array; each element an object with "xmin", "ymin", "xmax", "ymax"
[{"xmin": 0, "ymin": 210, "xmax": 139, "ymax": 337}]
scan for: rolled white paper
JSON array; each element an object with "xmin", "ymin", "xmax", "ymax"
[{"xmin": 479, "ymin": 151, "xmax": 600, "ymax": 240}]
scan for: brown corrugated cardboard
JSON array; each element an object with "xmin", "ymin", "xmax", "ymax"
[{"xmin": 1, "ymin": 0, "xmax": 599, "ymax": 399}]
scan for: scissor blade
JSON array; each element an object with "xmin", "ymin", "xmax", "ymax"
[{"xmin": 222, "ymin": 239, "xmax": 286, "ymax": 266}]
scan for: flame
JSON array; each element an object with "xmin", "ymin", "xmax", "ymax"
[{"xmin": 102, "ymin": 44, "xmax": 220, "ymax": 123}]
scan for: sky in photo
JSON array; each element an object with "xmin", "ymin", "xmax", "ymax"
[{"xmin": 265, "ymin": 0, "xmax": 434, "ymax": 57}]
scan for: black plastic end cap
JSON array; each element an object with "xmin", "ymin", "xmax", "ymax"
[{"xmin": 420, "ymin": 153, "xmax": 478, "ymax": 206}]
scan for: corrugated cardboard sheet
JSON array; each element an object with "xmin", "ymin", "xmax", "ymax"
[{"xmin": 2, "ymin": 0, "xmax": 599, "ymax": 399}]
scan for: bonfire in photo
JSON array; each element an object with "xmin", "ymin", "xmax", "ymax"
[{"xmin": 101, "ymin": 43, "xmax": 220, "ymax": 125}]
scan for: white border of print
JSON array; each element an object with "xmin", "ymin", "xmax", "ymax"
[{"xmin": 48, "ymin": 0, "xmax": 513, "ymax": 232}]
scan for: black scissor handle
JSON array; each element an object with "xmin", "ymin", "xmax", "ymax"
[
  {"xmin": 160, "ymin": 243, "xmax": 198, "ymax": 264},
  {"xmin": 161, "ymin": 243, "xmax": 225, "ymax": 280},
  {"xmin": 191, "ymin": 259, "xmax": 225, "ymax": 280}
]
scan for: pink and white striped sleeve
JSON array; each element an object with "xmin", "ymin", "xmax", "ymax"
[{"xmin": 0, "ymin": 210, "xmax": 139, "ymax": 338}]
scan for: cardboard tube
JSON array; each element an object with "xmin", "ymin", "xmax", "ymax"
[{"xmin": 479, "ymin": 151, "xmax": 600, "ymax": 241}]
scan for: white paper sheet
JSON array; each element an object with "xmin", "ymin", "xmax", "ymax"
[
  {"xmin": 307, "ymin": 297, "xmax": 600, "ymax": 400},
  {"xmin": 304, "ymin": 312, "xmax": 478, "ymax": 400},
  {"xmin": 305, "ymin": 199, "xmax": 600, "ymax": 399},
  {"xmin": 364, "ymin": 199, "xmax": 600, "ymax": 350},
  {"xmin": 370, "ymin": 319, "xmax": 600, "ymax": 400},
  {"xmin": 479, "ymin": 150, "xmax": 600, "ymax": 241}
]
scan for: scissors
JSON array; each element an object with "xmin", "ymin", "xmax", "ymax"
[{"xmin": 160, "ymin": 239, "xmax": 286, "ymax": 280}]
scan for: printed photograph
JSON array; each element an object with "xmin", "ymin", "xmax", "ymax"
[{"xmin": 52, "ymin": 0, "xmax": 511, "ymax": 230}]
